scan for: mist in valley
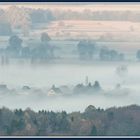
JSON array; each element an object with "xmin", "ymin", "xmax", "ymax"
[
  {"xmin": 0, "ymin": 62, "xmax": 139, "ymax": 112},
  {"xmin": 0, "ymin": 3, "xmax": 140, "ymax": 112}
]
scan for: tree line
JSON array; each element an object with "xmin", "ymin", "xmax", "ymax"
[
  {"xmin": 77, "ymin": 40, "xmax": 125, "ymax": 61},
  {"xmin": 0, "ymin": 104, "xmax": 140, "ymax": 135},
  {"xmin": 0, "ymin": 33, "xmax": 55, "ymax": 64},
  {"xmin": 1, "ymin": 6, "xmax": 140, "ymax": 36},
  {"xmin": 2, "ymin": 34, "xmax": 140, "ymax": 63}
]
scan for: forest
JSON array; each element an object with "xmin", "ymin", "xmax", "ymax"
[{"xmin": 0, "ymin": 105, "xmax": 140, "ymax": 136}]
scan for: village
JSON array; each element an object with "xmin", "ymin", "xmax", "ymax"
[{"xmin": 0, "ymin": 76, "xmax": 130, "ymax": 98}]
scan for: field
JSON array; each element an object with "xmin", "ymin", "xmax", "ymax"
[
  {"xmin": 1, "ymin": 20, "xmax": 140, "ymax": 60},
  {"xmin": 30, "ymin": 20, "xmax": 140, "ymax": 60}
]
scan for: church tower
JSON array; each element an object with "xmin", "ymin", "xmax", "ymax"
[{"xmin": 85, "ymin": 76, "xmax": 89, "ymax": 86}]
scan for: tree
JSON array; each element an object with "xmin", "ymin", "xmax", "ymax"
[
  {"xmin": 93, "ymin": 81, "xmax": 101, "ymax": 91},
  {"xmin": 6, "ymin": 6, "xmax": 31, "ymax": 36},
  {"xmin": 119, "ymin": 53, "xmax": 125, "ymax": 61},
  {"xmin": 107, "ymin": 111, "xmax": 114, "ymax": 120},
  {"xmin": 6, "ymin": 35, "xmax": 23, "ymax": 57},
  {"xmin": 21, "ymin": 47, "xmax": 31, "ymax": 58},
  {"xmin": 77, "ymin": 40, "xmax": 87, "ymax": 60},
  {"xmin": 9, "ymin": 35, "xmax": 22, "ymax": 49},
  {"xmin": 77, "ymin": 40, "xmax": 96, "ymax": 60},
  {"xmin": 30, "ymin": 9, "xmax": 54, "ymax": 23},
  {"xmin": 99, "ymin": 48, "xmax": 124, "ymax": 61},
  {"xmin": 41, "ymin": 32, "xmax": 51, "ymax": 42},
  {"xmin": 99, "ymin": 48, "xmax": 110, "ymax": 61},
  {"xmin": 73, "ymin": 84, "xmax": 85, "ymax": 94},
  {"xmin": 87, "ymin": 41, "xmax": 95, "ymax": 60},
  {"xmin": 85, "ymin": 105, "xmax": 96, "ymax": 113},
  {"xmin": 136, "ymin": 50, "xmax": 140, "ymax": 60},
  {"xmin": 109, "ymin": 50, "xmax": 118, "ymax": 61},
  {"xmin": 30, "ymin": 33, "xmax": 52, "ymax": 61},
  {"xmin": 14, "ymin": 109, "xmax": 23, "ymax": 117},
  {"xmin": 90, "ymin": 125, "xmax": 97, "ymax": 136},
  {"xmin": 40, "ymin": 32, "xmax": 54, "ymax": 59},
  {"xmin": 56, "ymin": 111, "xmax": 70, "ymax": 132}
]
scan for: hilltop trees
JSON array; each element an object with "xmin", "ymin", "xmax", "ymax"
[{"xmin": 0, "ymin": 105, "xmax": 140, "ymax": 135}]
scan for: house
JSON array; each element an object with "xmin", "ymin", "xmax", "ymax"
[{"xmin": 47, "ymin": 85, "xmax": 62, "ymax": 96}]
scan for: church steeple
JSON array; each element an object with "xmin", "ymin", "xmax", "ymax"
[{"xmin": 85, "ymin": 76, "xmax": 89, "ymax": 86}]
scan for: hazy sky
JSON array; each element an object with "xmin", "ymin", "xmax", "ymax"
[{"xmin": 0, "ymin": 3, "xmax": 140, "ymax": 11}]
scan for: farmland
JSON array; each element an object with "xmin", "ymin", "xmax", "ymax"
[{"xmin": 1, "ymin": 20, "xmax": 140, "ymax": 61}]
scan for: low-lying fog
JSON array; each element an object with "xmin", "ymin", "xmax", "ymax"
[{"xmin": 0, "ymin": 61, "xmax": 140, "ymax": 112}]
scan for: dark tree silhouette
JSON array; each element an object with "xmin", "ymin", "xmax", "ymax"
[
  {"xmin": 41, "ymin": 33, "xmax": 51, "ymax": 42},
  {"xmin": 77, "ymin": 40, "xmax": 96, "ymax": 60},
  {"xmin": 9, "ymin": 35, "xmax": 22, "ymax": 49},
  {"xmin": 77, "ymin": 40, "xmax": 87, "ymax": 60},
  {"xmin": 6, "ymin": 35, "xmax": 23, "ymax": 58},
  {"xmin": 136, "ymin": 50, "xmax": 140, "ymax": 61},
  {"xmin": 90, "ymin": 125, "xmax": 97, "ymax": 136},
  {"xmin": 93, "ymin": 81, "xmax": 101, "ymax": 91}
]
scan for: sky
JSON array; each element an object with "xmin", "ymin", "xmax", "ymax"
[{"xmin": 0, "ymin": 3, "xmax": 140, "ymax": 11}]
